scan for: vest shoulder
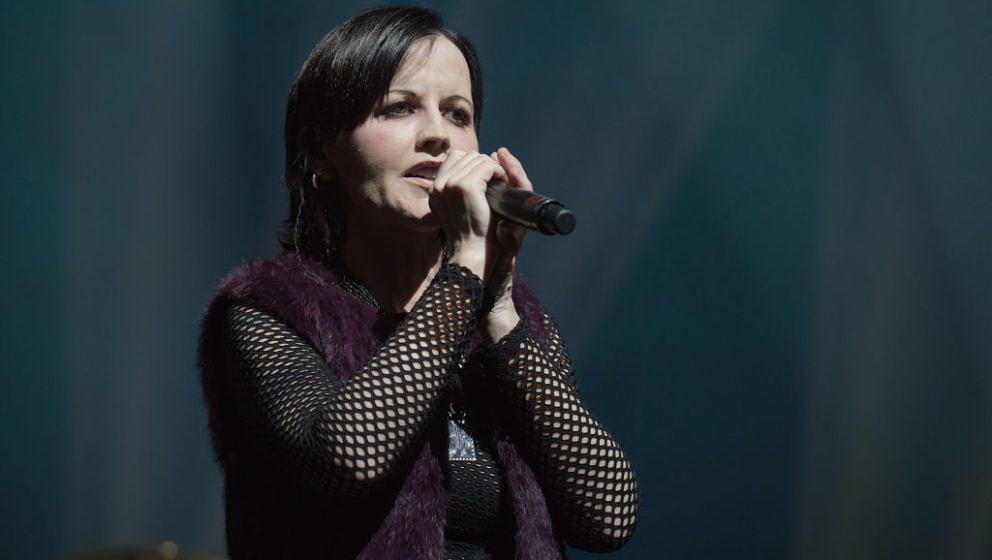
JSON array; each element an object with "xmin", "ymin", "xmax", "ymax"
[
  {"xmin": 200, "ymin": 253, "xmax": 355, "ymax": 342},
  {"xmin": 213, "ymin": 253, "xmax": 338, "ymax": 302}
]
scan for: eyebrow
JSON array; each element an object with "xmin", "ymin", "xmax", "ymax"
[{"xmin": 388, "ymin": 89, "xmax": 473, "ymax": 110}]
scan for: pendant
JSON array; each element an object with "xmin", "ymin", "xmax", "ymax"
[{"xmin": 447, "ymin": 403, "xmax": 477, "ymax": 462}]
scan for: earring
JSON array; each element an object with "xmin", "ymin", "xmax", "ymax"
[
  {"xmin": 312, "ymin": 173, "xmax": 319, "ymax": 189},
  {"xmin": 294, "ymin": 183, "xmax": 321, "ymax": 281}
]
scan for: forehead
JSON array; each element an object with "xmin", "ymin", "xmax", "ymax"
[{"xmin": 390, "ymin": 36, "xmax": 472, "ymax": 97}]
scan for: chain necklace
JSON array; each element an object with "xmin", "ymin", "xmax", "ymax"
[
  {"xmin": 338, "ymin": 272, "xmax": 382, "ymax": 311},
  {"xmin": 336, "ymin": 239, "xmax": 452, "ymax": 314}
]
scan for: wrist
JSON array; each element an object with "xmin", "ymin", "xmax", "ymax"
[{"xmin": 449, "ymin": 240, "xmax": 486, "ymax": 279}]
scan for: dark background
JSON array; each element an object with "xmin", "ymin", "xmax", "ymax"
[{"xmin": 2, "ymin": 1, "xmax": 990, "ymax": 558}]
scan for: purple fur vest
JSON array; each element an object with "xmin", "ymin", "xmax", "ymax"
[{"xmin": 198, "ymin": 253, "xmax": 565, "ymax": 559}]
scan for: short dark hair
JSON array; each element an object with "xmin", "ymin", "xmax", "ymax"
[{"xmin": 280, "ymin": 6, "xmax": 483, "ymax": 261}]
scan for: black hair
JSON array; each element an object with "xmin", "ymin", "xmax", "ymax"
[{"xmin": 279, "ymin": 6, "xmax": 483, "ymax": 261}]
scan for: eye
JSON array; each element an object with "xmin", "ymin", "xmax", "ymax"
[
  {"xmin": 444, "ymin": 107, "xmax": 472, "ymax": 127},
  {"xmin": 382, "ymin": 102, "xmax": 413, "ymax": 117}
]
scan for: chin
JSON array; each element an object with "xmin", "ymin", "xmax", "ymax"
[{"xmin": 397, "ymin": 198, "xmax": 438, "ymax": 230}]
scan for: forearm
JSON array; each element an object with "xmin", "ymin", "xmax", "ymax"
[
  {"xmin": 318, "ymin": 263, "xmax": 483, "ymax": 485},
  {"xmin": 223, "ymin": 263, "xmax": 484, "ymax": 496},
  {"xmin": 482, "ymin": 320, "xmax": 640, "ymax": 551}
]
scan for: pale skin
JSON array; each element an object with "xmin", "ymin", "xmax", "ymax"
[{"xmin": 315, "ymin": 36, "xmax": 532, "ymax": 342}]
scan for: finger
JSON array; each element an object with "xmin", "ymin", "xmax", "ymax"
[
  {"xmin": 433, "ymin": 149, "xmax": 469, "ymax": 194},
  {"xmin": 443, "ymin": 152, "xmax": 493, "ymax": 194},
  {"xmin": 489, "ymin": 158, "xmax": 509, "ymax": 183},
  {"xmin": 447, "ymin": 152, "xmax": 503, "ymax": 189},
  {"xmin": 499, "ymin": 148, "xmax": 532, "ymax": 191},
  {"xmin": 497, "ymin": 147, "xmax": 533, "ymax": 191},
  {"xmin": 445, "ymin": 150, "xmax": 484, "ymax": 180},
  {"xmin": 461, "ymin": 155, "xmax": 504, "ymax": 189},
  {"xmin": 487, "ymin": 151, "xmax": 511, "ymax": 184}
]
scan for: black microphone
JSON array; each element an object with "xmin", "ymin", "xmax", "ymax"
[{"xmin": 485, "ymin": 180, "xmax": 576, "ymax": 235}]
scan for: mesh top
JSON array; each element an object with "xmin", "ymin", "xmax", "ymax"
[
  {"xmin": 219, "ymin": 263, "xmax": 639, "ymax": 556},
  {"xmin": 482, "ymin": 321, "xmax": 640, "ymax": 548}
]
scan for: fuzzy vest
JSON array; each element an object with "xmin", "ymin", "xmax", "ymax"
[{"xmin": 199, "ymin": 253, "xmax": 565, "ymax": 559}]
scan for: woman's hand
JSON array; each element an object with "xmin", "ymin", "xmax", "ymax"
[
  {"xmin": 429, "ymin": 147, "xmax": 531, "ymax": 342},
  {"xmin": 429, "ymin": 149, "xmax": 506, "ymax": 279},
  {"xmin": 479, "ymin": 148, "xmax": 531, "ymax": 342}
]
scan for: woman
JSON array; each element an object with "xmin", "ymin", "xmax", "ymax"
[{"xmin": 199, "ymin": 7, "xmax": 639, "ymax": 559}]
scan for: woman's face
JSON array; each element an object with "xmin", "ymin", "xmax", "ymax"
[{"xmin": 324, "ymin": 36, "xmax": 478, "ymax": 232}]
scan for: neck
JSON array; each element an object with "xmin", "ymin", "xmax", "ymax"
[{"xmin": 341, "ymin": 215, "xmax": 443, "ymax": 313}]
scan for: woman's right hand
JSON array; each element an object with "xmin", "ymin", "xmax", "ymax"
[{"xmin": 429, "ymin": 149, "xmax": 507, "ymax": 279}]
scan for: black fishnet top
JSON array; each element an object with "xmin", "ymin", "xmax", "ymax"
[{"xmin": 218, "ymin": 263, "xmax": 639, "ymax": 556}]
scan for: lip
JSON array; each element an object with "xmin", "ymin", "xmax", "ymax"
[
  {"xmin": 404, "ymin": 160, "xmax": 442, "ymax": 176},
  {"xmin": 403, "ymin": 176, "xmax": 435, "ymax": 191},
  {"xmin": 402, "ymin": 160, "xmax": 442, "ymax": 192}
]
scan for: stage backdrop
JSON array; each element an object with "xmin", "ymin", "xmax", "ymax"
[{"xmin": 2, "ymin": 1, "xmax": 990, "ymax": 558}]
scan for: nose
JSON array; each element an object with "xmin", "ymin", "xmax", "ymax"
[{"xmin": 416, "ymin": 109, "xmax": 449, "ymax": 156}]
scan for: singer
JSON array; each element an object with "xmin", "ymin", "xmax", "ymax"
[{"xmin": 198, "ymin": 6, "xmax": 639, "ymax": 559}]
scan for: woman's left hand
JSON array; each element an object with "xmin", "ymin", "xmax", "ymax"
[{"xmin": 481, "ymin": 147, "xmax": 531, "ymax": 343}]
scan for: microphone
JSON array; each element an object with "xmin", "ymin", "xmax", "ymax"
[{"xmin": 485, "ymin": 180, "xmax": 576, "ymax": 235}]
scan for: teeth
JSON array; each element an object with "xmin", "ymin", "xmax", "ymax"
[{"xmin": 408, "ymin": 167, "xmax": 437, "ymax": 180}]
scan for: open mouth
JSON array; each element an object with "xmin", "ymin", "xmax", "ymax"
[{"xmin": 404, "ymin": 161, "xmax": 440, "ymax": 182}]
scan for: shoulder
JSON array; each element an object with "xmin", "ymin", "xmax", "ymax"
[
  {"xmin": 213, "ymin": 253, "xmax": 336, "ymax": 307},
  {"xmin": 203, "ymin": 253, "xmax": 359, "ymax": 330},
  {"xmin": 198, "ymin": 253, "xmax": 377, "ymax": 366}
]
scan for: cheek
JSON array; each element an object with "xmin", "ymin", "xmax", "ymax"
[
  {"xmin": 451, "ymin": 128, "xmax": 479, "ymax": 152},
  {"xmin": 352, "ymin": 125, "xmax": 408, "ymax": 173}
]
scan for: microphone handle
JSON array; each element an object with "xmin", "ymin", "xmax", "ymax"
[{"xmin": 485, "ymin": 181, "xmax": 576, "ymax": 235}]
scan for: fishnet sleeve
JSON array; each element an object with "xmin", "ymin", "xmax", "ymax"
[
  {"xmin": 220, "ymin": 263, "xmax": 483, "ymax": 497},
  {"xmin": 482, "ymin": 315, "xmax": 641, "ymax": 552}
]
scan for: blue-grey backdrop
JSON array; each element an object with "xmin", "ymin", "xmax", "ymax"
[{"xmin": 2, "ymin": 1, "xmax": 990, "ymax": 558}]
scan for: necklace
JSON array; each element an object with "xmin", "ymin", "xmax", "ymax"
[
  {"xmin": 336, "ymin": 240, "xmax": 452, "ymax": 314},
  {"xmin": 447, "ymin": 401, "xmax": 478, "ymax": 462},
  {"xmin": 338, "ymin": 272, "xmax": 382, "ymax": 311}
]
